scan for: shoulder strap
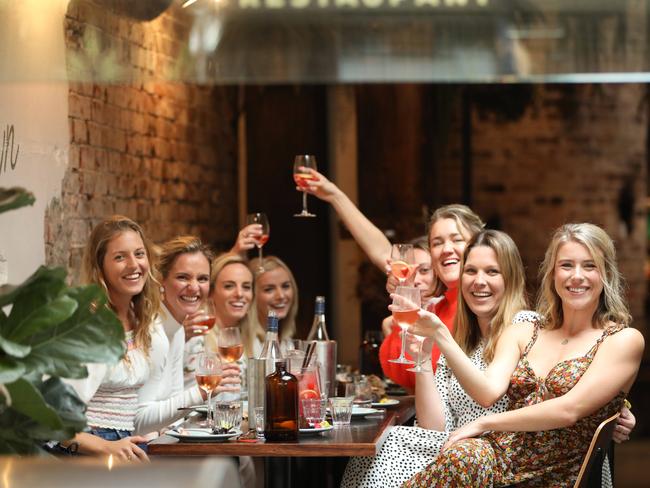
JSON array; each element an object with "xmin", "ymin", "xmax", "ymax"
[
  {"xmin": 522, "ymin": 322, "xmax": 541, "ymax": 357},
  {"xmin": 585, "ymin": 324, "xmax": 626, "ymax": 358}
]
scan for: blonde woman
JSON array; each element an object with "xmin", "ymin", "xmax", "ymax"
[
  {"xmin": 405, "ymin": 223, "xmax": 644, "ymax": 487},
  {"xmin": 248, "ymin": 255, "xmax": 298, "ymax": 346},
  {"xmin": 63, "ymin": 215, "xmax": 160, "ymax": 462}
]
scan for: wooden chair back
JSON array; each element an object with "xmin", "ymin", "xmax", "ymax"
[{"xmin": 573, "ymin": 412, "xmax": 620, "ymax": 488}]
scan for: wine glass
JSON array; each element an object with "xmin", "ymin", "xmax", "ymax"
[
  {"xmin": 195, "ymin": 353, "xmax": 223, "ymax": 429},
  {"xmin": 193, "ymin": 298, "xmax": 216, "ymax": 334},
  {"xmin": 390, "ymin": 244, "xmax": 415, "ymax": 285},
  {"xmin": 293, "ymin": 154, "xmax": 317, "ymax": 218},
  {"xmin": 406, "ymin": 334, "xmax": 432, "ymax": 373},
  {"xmin": 217, "ymin": 327, "xmax": 244, "ymax": 363},
  {"xmin": 388, "ymin": 286, "xmax": 421, "ymax": 365},
  {"xmin": 246, "ymin": 212, "xmax": 270, "ymax": 273}
]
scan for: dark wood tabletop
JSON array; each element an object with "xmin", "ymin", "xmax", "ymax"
[{"xmin": 149, "ymin": 396, "xmax": 415, "ymax": 458}]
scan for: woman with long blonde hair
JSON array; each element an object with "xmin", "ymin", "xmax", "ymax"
[
  {"xmin": 248, "ymin": 255, "xmax": 298, "ymax": 345},
  {"xmin": 62, "ymin": 215, "xmax": 160, "ymax": 462},
  {"xmin": 405, "ymin": 223, "xmax": 644, "ymax": 487}
]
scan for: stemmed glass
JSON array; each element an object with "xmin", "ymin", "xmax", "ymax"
[
  {"xmin": 406, "ymin": 334, "xmax": 432, "ymax": 373},
  {"xmin": 388, "ymin": 286, "xmax": 421, "ymax": 365},
  {"xmin": 390, "ymin": 244, "xmax": 415, "ymax": 285},
  {"xmin": 217, "ymin": 327, "xmax": 244, "ymax": 363},
  {"xmin": 246, "ymin": 212, "xmax": 270, "ymax": 273},
  {"xmin": 195, "ymin": 352, "xmax": 223, "ymax": 429},
  {"xmin": 293, "ymin": 155, "xmax": 317, "ymax": 218},
  {"xmin": 195, "ymin": 298, "xmax": 216, "ymax": 334}
]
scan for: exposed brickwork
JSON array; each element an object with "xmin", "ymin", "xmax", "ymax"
[
  {"xmin": 437, "ymin": 84, "xmax": 648, "ymax": 327},
  {"xmin": 45, "ymin": 0, "xmax": 238, "ymax": 284}
]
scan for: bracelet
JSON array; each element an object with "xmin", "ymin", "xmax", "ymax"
[{"xmin": 624, "ymin": 398, "xmax": 632, "ymax": 410}]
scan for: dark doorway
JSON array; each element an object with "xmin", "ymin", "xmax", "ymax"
[{"xmin": 245, "ymin": 85, "xmax": 331, "ymax": 338}]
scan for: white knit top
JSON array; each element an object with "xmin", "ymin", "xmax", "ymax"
[{"xmin": 72, "ymin": 330, "xmax": 151, "ymax": 432}]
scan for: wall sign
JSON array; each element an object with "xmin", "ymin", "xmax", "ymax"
[{"xmin": 0, "ymin": 125, "xmax": 20, "ymax": 177}]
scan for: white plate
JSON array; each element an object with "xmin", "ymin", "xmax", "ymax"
[
  {"xmin": 371, "ymin": 399, "xmax": 400, "ymax": 408},
  {"xmin": 351, "ymin": 407, "xmax": 382, "ymax": 417},
  {"xmin": 165, "ymin": 428, "xmax": 241, "ymax": 442},
  {"xmin": 299, "ymin": 425, "xmax": 334, "ymax": 435}
]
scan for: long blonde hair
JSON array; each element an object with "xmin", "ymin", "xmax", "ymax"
[
  {"xmin": 82, "ymin": 215, "xmax": 160, "ymax": 353},
  {"xmin": 536, "ymin": 223, "xmax": 631, "ymax": 330},
  {"xmin": 248, "ymin": 255, "xmax": 298, "ymax": 343},
  {"xmin": 428, "ymin": 204, "xmax": 485, "ymax": 297},
  {"xmin": 453, "ymin": 230, "xmax": 528, "ymax": 363},
  {"xmin": 206, "ymin": 253, "xmax": 256, "ymax": 357}
]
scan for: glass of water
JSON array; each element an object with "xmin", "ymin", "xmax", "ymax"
[
  {"xmin": 253, "ymin": 406, "xmax": 265, "ymax": 438},
  {"xmin": 213, "ymin": 400, "xmax": 242, "ymax": 433},
  {"xmin": 329, "ymin": 397, "xmax": 353, "ymax": 427}
]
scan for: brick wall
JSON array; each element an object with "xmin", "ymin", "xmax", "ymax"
[
  {"xmin": 437, "ymin": 84, "xmax": 648, "ymax": 326},
  {"xmin": 45, "ymin": 0, "xmax": 239, "ymax": 283}
]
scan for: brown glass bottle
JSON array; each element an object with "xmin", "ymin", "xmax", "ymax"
[{"xmin": 264, "ymin": 360, "xmax": 298, "ymax": 442}]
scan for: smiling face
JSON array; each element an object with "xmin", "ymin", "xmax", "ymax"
[
  {"xmin": 429, "ymin": 218, "xmax": 471, "ymax": 290},
  {"xmin": 162, "ymin": 252, "xmax": 211, "ymax": 324},
  {"xmin": 102, "ymin": 230, "xmax": 149, "ymax": 305},
  {"xmin": 461, "ymin": 245, "xmax": 505, "ymax": 324},
  {"xmin": 554, "ymin": 241, "xmax": 603, "ymax": 313},
  {"xmin": 211, "ymin": 262, "xmax": 253, "ymax": 327},
  {"xmin": 256, "ymin": 266, "xmax": 295, "ymax": 321}
]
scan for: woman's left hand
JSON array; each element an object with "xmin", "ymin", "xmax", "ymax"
[
  {"xmin": 613, "ymin": 406, "xmax": 635, "ymax": 443},
  {"xmin": 442, "ymin": 419, "xmax": 486, "ymax": 451},
  {"xmin": 216, "ymin": 363, "xmax": 242, "ymax": 394}
]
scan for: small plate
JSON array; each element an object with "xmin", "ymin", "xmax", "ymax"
[
  {"xmin": 165, "ymin": 428, "xmax": 241, "ymax": 442},
  {"xmin": 299, "ymin": 425, "xmax": 334, "ymax": 435},
  {"xmin": 371, "ymin": 399, "xmax": 400, "ymax": 408},
  {"xmin": 351, "ymin": 407, "xmax": 382, "ymax": 417}
]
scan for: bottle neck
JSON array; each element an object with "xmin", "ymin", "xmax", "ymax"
[{"xmin": 265, "ymin": 330, "xmax": 279, "ymax": 341}]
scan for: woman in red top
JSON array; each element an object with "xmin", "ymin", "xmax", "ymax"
[{"xmin": 379, "ymin": 205, "xmax": 485, "ymax": 391}]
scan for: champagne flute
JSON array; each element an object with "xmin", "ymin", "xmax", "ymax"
[
  {"xmin": 217, "ymin": 327, "xmax": 244, "ymax": 363},
  {"xmin": 246, "ymin": 212, "xmax": 270, "ymax": 273},
  {"xmin": 390, "ymin": 244, "xmax": 415, "ymax": 285},
  {"xmin": 195, "ymin": 353, "xmax": 223, "ymax": 429},
  {"xmin": 388, "ymin": 286, "xmax": 421, "ymax": 365},
  {"xmin": 293, "ymin": 154, "xmax": 317, "ymax": 218}
]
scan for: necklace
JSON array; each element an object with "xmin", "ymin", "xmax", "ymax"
[{"xmin": 561, "ymin": 338, "xmax": 569, "ymax": 345}]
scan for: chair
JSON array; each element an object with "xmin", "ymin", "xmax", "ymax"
[{"xmin": 573, "ymin": 412, "xmax": 620, "ymax": 488}]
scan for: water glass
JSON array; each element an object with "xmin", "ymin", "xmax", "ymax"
[
  {"xmin": 253, "ymin": 406, "xmax": 265, "ymax": 438},
  {"xmin": 213, "ymin": 400, "xmax": 242, "ymax": 432},
  {"xmin": 301, "ymin": 398, "xmax": 326, "ymax": 427},
  {"xmin": 329, "ymin": 397, "xmax": 353, "ymax": 427}
]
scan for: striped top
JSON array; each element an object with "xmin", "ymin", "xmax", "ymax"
[{"xmin": 85, "ymin": 330, "xmax": 151, "ymax": 431}]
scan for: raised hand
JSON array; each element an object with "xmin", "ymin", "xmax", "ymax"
[{"xmin": 231, "ymin": 223, "xmax": 263, "ymax": 256}]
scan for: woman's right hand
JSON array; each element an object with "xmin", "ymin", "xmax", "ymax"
[
  {"xmin": 406, "ymin": 308, "xmax": 447, "ymax": 340},
  {"xmin": 182, "ymin": 311, "xmax": 212, "ymax": 342},
  {"xmin": 103, "ymin": 436, "xmax": 149, "ymax": 463},
  {"xmin": 296, "ymin": 167, "xmax": 341, "ymax": 203}
]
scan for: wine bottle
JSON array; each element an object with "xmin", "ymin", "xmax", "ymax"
[
  {"xmin": 264, "ymin": 360, "xmax": 298, "ymax": 442},
  {"xmin": 306, "ymin": 296, "xmax": 329, "ymax": 340},
  {"xmin": 258, "ymin": 310, "xmax": 283, "ymax": 375}
]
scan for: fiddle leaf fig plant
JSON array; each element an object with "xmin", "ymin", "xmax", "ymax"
[{"xmin": 0, "ymin": 187, "xmax": 124, "ymax": 454}]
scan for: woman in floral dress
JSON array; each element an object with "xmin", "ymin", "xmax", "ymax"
[{"xmin": 404, "ymin": 223, "xmax": 644, "ymax": 487}]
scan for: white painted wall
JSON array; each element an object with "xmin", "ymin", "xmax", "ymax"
[{"xmin": 0, "ymin": 1, "xmax": 70, "ymax": 285}]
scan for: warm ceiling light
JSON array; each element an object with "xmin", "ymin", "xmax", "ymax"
[{"xmin": 182, "ymin": 0, "xmax": 199, "ymax": 7}]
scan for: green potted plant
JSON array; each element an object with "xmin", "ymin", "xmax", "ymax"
[{"xmin": 0, "ymin": 187, "xmax": 124, "ymax": 454}]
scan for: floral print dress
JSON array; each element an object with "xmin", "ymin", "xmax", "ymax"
[{"xmin": 403, "ymin": 323, "xmax": 626, "ymax": 488}]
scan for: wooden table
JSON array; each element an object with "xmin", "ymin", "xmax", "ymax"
[{"xmin": 149, "ymin": 397, "xmax": 415, "ymax": 487}]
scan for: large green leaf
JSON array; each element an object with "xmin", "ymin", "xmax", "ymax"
[
  {"xmin": 0, "ymin": 266, "xmax": 66, "ymax": 312},
  {"xmin": 5, "ymin": 379, "xmax": 63, "ymax": 430},
  {"xmin": 0, "ymin": 187, "xmax": 35, "ymax": 215},
  {"xmin": 0, "ymin": 378, "xmax": 87, "ymax": 453},
  {"xmin": 23, "ymin": 285, "xmax": 124, "ymax": 377},
  {"xmin": 0, "ymin": 333, "xmax": 31, "ymax": 358},
  {"xmin": 0, "ymin": 357, "xmax": 26, "ymax": 383},
  {"xmin": 7, "ymin": 295, "xmax": 77, "ymax": 343}
]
